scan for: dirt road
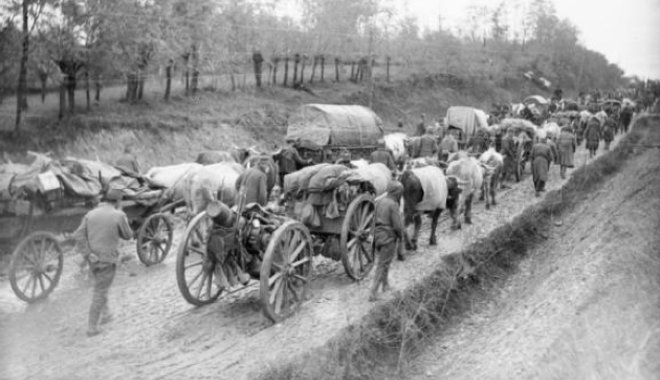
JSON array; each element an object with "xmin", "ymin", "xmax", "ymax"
[
  {"xmin": 407, "ymin": 135, "xmax": 660, "ymax": 379},
  {"xmin": 0, "ymin": 134, "xmax": 624, "ymax": 380}
]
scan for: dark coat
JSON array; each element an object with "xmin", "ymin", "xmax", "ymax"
[
  {"xmin": 556, "ymin": 131, "xmax": 576, "ymax": 167},
  {"xmin": 235, "ymin": 168, "xmax": 268, "ymax": 206},
  {"xmin": 531, "ymin": 143, "xmax": 552, "ymax": 183},
  {"xmin": 585, "ymin": 118, "xmax": 601, "ymax": 150},
  {"xmin": 370, "ymin": 148, "xmax": 397, "ymax": 171},
  {"xmin": 277, "ymin": 146, "xmax": 307, "ymax": 174}
]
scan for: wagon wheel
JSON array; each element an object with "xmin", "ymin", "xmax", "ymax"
[
  {"xmin": 176, "ymin": 212, "xmax": 223, "ymax": 306},
  {"xmin": 260, "ymin": 221, "xmax": 313, "ymax": 323},
  {"xmin": 340, "ymin": 194, "xmax": 376, "ymax": 281},
  {"xmin": 9, "ymin": 232, "xmax": 63, "ymax": 303},
  {"xmin": 136, "ymin": 213, "xmax": 173, "ymax": 266}
]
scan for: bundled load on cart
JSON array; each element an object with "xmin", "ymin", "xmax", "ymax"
[
  {"xmin": 285, "ymin": 104, "xmax": 384, "ymax": 164},
  {"xmin": 2, "ymin": 152, "xmax": 184, "ymax": 303}
]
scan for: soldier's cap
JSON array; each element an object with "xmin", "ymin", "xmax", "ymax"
[
  {"xmin": 386, "ymin": 180, "xmax": 404, "ymax": 196},
  {"xmin": 105, "ymin": 188, "xmax": 124, "ymax": 202}
]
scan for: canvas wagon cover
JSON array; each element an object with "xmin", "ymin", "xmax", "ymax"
[
  {"xmin": 446, "ymin": 106, "xmax": 489, "ymax": 137},
  {"xmin": 285, "ymin": 104, "xmax": 384, "ymax": 147}
]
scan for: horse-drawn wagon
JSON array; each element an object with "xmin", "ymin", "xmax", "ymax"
[
  {"xmin": 284, "ymin": 104, "xmax": 384, "ymax": 164},
  {"xmin": 174, "ymin": 162, "xmax": 385, "ymax": 322},
  {"xmin": 2, "ymin": 154, "xmax": 182, "ymax": 303}
]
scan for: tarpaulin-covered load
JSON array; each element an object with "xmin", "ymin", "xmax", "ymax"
[
  {"xmin": 283, "ymin": 163, "xmax": 331, "ymax": 194},
  {"xmin": 285, "ymin": 104, "xmax": 384, "ymax": 147},
  {"xmin": 523, "ymin": 95, "xmax": 549, "ymax": 106},
  {"xmin": 445, "ymin": 106, "xmax": 489, "ymax": 141},
  {"xmin": 344, "ymin": 163, "xmax": 391, "ymax": 196},
  {"xmin": 499, "ymin": 118, "xmax": 537, "ymax": 138}
]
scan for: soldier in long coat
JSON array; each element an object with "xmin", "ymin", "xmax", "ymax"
[
  {"xmin": 530, "ymin": 137, "xmax": 553, "ymax": 196},
  {"xmin": 500, "ymin": 128, "xmax": 517, "ymax": 183},
  {"xmin": 556, "ymin": 127, "xmax": 577, "ymax": 179},
  {"xmin": 584, "ymin": 117, "xmax": 601, "ymax": 158}
]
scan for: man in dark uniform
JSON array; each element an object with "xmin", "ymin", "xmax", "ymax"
[
  {"xmin": 500, "ymin": 128, "xmax": 516, "ymax": 184},
  {"xmin": 417, "ymin": 127, "xmax": 439, "ymax": 158},
  {"xmin": 415, "ymin": 114, "xmax": 426, "ymax": 136},
  {"xmin": 276, "ymin": 140, "xmax": 311, "ymax": 187},
  {"xmin": 115, "ymin": 146, "xmax": 141, "ymax": 178},
  {"xmin": 369, "ymin": 181, "xmax": 404, "ymax": 302},
  {"xmin": 71, "ymin": 188, "xmax": 133, "ymax": 337},
  {"xmin": 369, "ymin": 139, "xmax": 397, "ymax": 171},
  {"xmin": 235, "ymin": 163, "xmax": 268, "ymax": 207}
]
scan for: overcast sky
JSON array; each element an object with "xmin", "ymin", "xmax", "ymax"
[{"xmin": 405, "ymin": 0, "xmax": 660, "ymax": 79}]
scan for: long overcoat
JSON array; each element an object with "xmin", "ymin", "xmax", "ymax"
[{"xmin": 556, "ymin": 130, "xmax": 577, "ymax": 167}]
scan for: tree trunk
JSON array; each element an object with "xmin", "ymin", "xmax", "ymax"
[
  {"xmin": 230, "ymin": 73, "xmax": 236, "ymax": 91},
  {"xmin": 320, "ymin": 55, "xmax": 325, "ymax": 82},
  {"xmin": 14, "ymin": 0, "xmax": 29, "ymax": 132},
  {"xmin": 67, "ymin": 74, "xmax": 76, "ymax": 114},
  {"xmin": 293, "ymin": 54, "xmax": 299, "ymax": 85},
  {"xmin": 164, "ymin": 60, "xmax": 172, "ymax": 101},
  {"xmin": 350, "ymin": 61, "xmax": 356, "ymax": 82},
  {"xmin": 137, "ymin": 70, "xmax": 145, "ymax": 100},
  {"xmin": 58, "ymin": 77, "xmax": 66, "ymax": 120},
  {"xmin": 183, "ymin": 54, "xmax": 190, "ymax": 96},
  {"xmin": 335, "ymin": 57, "xmax": 340, "ymax": 82},
  {"xmin": 310, "ymin": 56, "xmax": 317, "ymax": 83},
  {"xmin": 126, "ymin": 73, "xmax": 138, "ymax": 103},
  {"xmin": 283, "ymin": 56, "xmax": 289, "ymax": 87},
  {"xmin": 191, "ymin": 44, "xmax": 199, "ymax": 95},
  {"xmin": 40, "ymin": 73, "xmax": 48, "ymax": 103},
  {"xmin": 299, "ymin": 55, "xmax": 306, "ymax": 84},
  {"xmin": 94, "ymin": 75, "xmax": 101, "ymax": 103},
  {"xmin": 85, "ymin": 70, "xmax": 91, "ymax": 111},
  {"xmin": 386, "ymin": 56, "xmax": 391, "ymax": 82},
  {"xmin": 272, "ymin": 58, "xmax": 278, "ymax": 85}
]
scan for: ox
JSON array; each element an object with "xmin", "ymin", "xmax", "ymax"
[
  {"xmin": 184, "ymin": 162, "xmax": 244, "ymax": 215},
  {"xmin": 478, "ymin": 148, "xmax": 503, "ymax": 209},
  {"xmin": 145, "ymin": 163, "xmax": 203, "ymax": 201},
  {"xmin": 446, "ymin": 152, "xmax": 484, "ymax": 229},
  {"xmin": 400, "ymin": 166, "xmax": 460, "ymax": 250}
]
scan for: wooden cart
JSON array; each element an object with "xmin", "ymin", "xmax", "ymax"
[{"xmin": 4, "ymin": 189, "xmax": 183, "ymax": 303}]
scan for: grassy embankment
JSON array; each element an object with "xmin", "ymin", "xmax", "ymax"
[
  {"xmin": 252, "ymin": 114, "xmax": 659, "ymax": 380},
  {"xmin": 0, "ymin": 75, "xmax": 543, "ymax": 169}
]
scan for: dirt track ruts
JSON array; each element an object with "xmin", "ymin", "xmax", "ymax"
[{"xmin": 0, "ymin": 134, "xmax": 624, "ymax": 380}]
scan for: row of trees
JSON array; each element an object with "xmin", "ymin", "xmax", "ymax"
[{"xmin": 1, "ymin": 0, "xmax": 630, "ymax": 132}]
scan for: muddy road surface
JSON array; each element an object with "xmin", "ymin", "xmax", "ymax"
[
  {"xmin": 407, "ymin": 133, "xmax": 660, "ymax": 379},
  {"xmin": 0, "ymin": 135, "xmax": 624, "ymax": 380}
]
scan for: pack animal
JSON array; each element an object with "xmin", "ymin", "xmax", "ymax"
[
  {"xmin": 478, "ymin": 148, "xmax": 503, "ymax": 209},
  {"xmin": 184, "ymin": 162, "xmax": 244, "ymax": 215},
  {"xmin": 445, "ymin": 152, "xmax": 484, "ymax": 229},
  {"xmin": 399, "ymin": 166, "xmax": 460, "ymax": 250}
]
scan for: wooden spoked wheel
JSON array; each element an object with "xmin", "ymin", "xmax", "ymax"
[
  {"xmin": 260, "ymin": 221, "xmax": 313, "ymax": 323},
  {"xmin": 136, "ymin": 213, "xmax": 173, "ymax": 266},
  {"xmin": 175, "ymin": 212, "xmax": 223, "ymax": 306},
  {"xmin": 340, "ymin": 194, "xmax": 376, "ymax": 281},
  {"xmin": 9, "ymin": 232, "xmax": 63, "ymax": 303}
]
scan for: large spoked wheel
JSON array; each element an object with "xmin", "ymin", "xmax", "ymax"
[
  {"xmin": 340, "ymin": 194, "xmax": 376, "ymax": 281},
  {"xmin": 176, "ymin": 212, "xmax": 223, "ymax": 306},
  {"xmin": 136, "ymin": 213, "xmax": 173, "ymax": 266},
  {"xmin": 260, "ymin": 221, "xmax": 313, "ymax": 323},
  {"xmin": 9, "ymin": 232, "xmax": 63, "ymax": 303}
]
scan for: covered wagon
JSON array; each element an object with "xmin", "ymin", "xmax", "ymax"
[
  {"xmin": 285, "ymin": 104, "xmax": 384, "ymax": 164},
  {"xmin": 445, "ymin": 106, "xmax": 489, "ymax": 149}
]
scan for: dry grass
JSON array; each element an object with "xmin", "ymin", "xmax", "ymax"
[{"xmin": 251, "ymin": 115, "xmax": 657, "ymax": 380}]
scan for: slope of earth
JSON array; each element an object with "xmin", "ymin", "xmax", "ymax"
[
  {"xmin": 0, "ymin": 127, "xmax": 627, "ymax": 380},
  {"xmin": 1, "ymin": 77, "xmax": 541, "ymax": 170},
  {"xmin": 406, "ymin": 129, "xmax": 660, "ymax": 379}
]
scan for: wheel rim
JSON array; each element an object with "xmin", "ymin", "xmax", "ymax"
[
  {"xmin": 9, "ymin": 233, "xmax": 63, "ymax": 303},
  {"xmin": 261, "ymin": 222, "xmax": 312, "ymax": 322},
  {"xmin": 137, "ymin": 214, "xmax": 173, "ymax": 266},
  {"xmin": 176, "ymin": 212, "xmax": 223, "ymax": 306},
  {"xmin": 341, "ymin": 195, "xmax": 375, "ymax": 280}
]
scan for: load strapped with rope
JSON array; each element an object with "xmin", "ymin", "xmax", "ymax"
[{"xmin": 285, "ymin": 104, "xmax": 385, "ymax": 163}]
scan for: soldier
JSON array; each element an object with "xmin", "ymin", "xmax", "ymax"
[
  {"xmin": 369, "ymin": 180, "xmax": 404, "ymax": 302},
  {"xmin": 415, "ymin": 113, "xmax": 426, "ymax": 136},
  {"xmin": 417, "ymin": 127, "xmax": 439, "ymax": 158},
  {"xmin": 276, "ymin": 140, "xmax": 312, "ymax": 188},
  {"xmin": 235, "ymin": 162, "xmax": 268, "ymax": 207},
  {"xmin": 71, "ymin": 188, "xmax": 133, "ymax": 337},
  {"xmin": 439, "ymin": 129, "xmax": 459, "ymax": 162},
  {"xmin": 114, "ymin": 145, "xmax": 140, "ymax": 178},
  {"xmin": 500, "ymin": 128, "xmax": 516, "ymax": 184},
  {"xmin": 369, "ymin": 139, "xmax": 397, "ymax": 172}
]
